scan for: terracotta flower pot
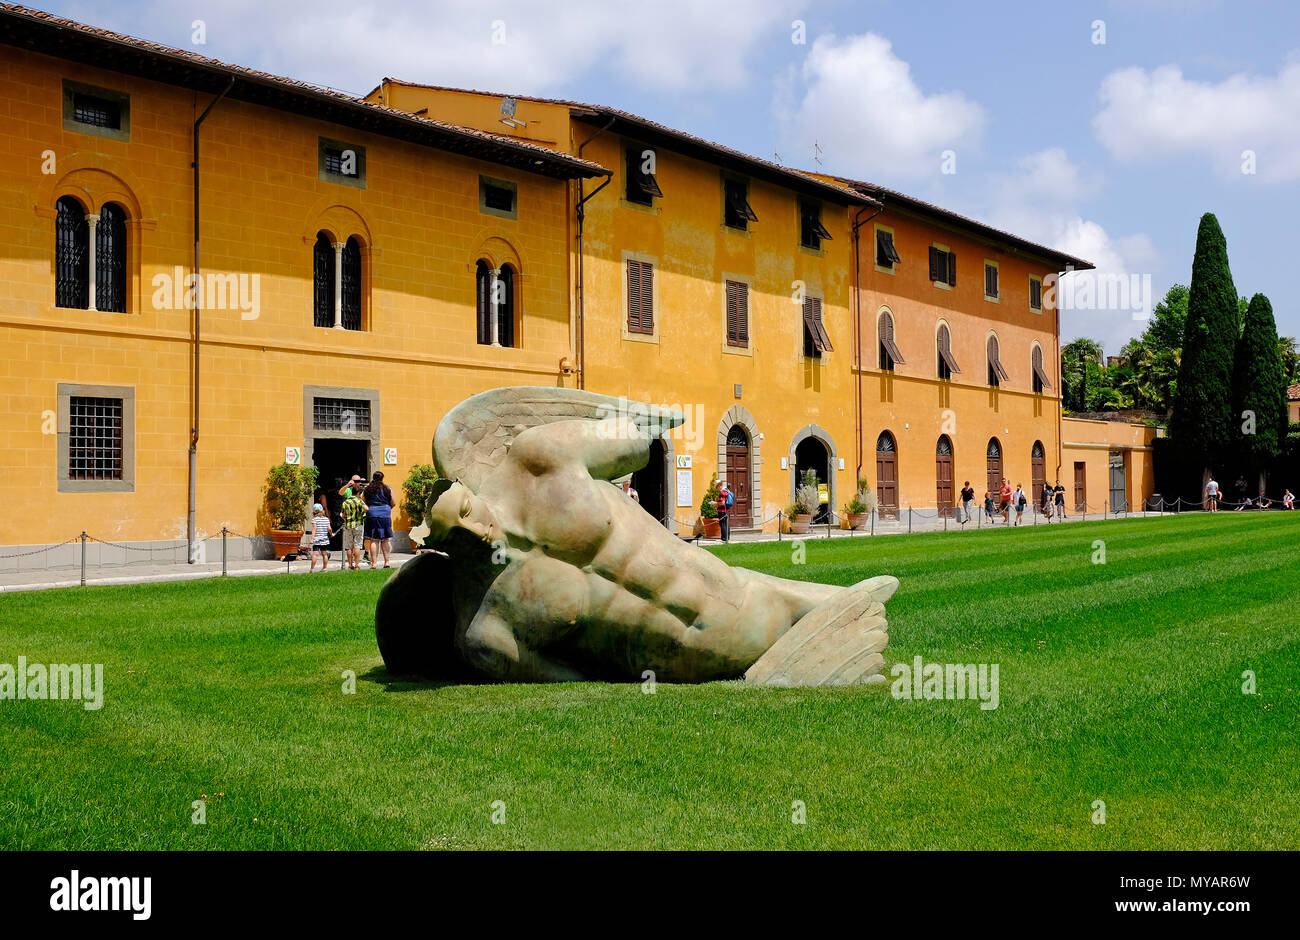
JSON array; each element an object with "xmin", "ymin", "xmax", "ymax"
[
  {"xmin": 847, "ymin": 512, "xmax": 867, "ymax": 530},
  {"xmin": 790, "ymin": 514, "xmax": 811, "ymax": 534},
  {"xmin": 700, "ymin": 517, "xmax": 722, "ymax": 539},
  {"xmin": 271, "ymin": 528, "xmax": 303, "ymax": 558}
]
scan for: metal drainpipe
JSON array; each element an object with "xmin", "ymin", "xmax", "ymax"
[
  {"xmin": 1054, "ymin": 268, "xmax": 1064, "ymax": 486},
  {"xmin": 851, "ymin": 203, "xmax": 882, "ymax": 485},
  {"xmin": 188, "ymin": 78, "xmax": 235, "ymax": 564},
  {"xmin": 574, "ymin": 118, "xmax": 614, "ymax": 390}
]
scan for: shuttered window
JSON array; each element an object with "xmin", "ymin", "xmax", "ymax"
[
  {"xmin": 626, "ymin": 260, "xmax": 654, "ymax": 334},
  {"xmin": 987, "ymin": 334, "xmax": 1009, "ymax": 386},
  {"xmin": 55, "ymin": 196, "xmax": 89, "ymax": 310},
  {"xmin": 723, "ymin": 178, "xmax": 758, "ymax": 230},
  {"xmin": 937, "ymin": 323, "xmax": 961, "ymax": 379},
  {"xmin": 928, "ymin": 246, "xmax": 956, "ymax": 285},
  {"xmin": 876, "ymin": 229, "xmax": 901, "ymax": 268},
  {"xmin": 802, "ymin": 296, "xmax": 833, "ymax": 357},
  {"xmin": 984, "ymin": 262, "xmax": 999, "ymax": 300},
  {"xmin": 1030, "ymin": 276, "xmax": 1043, "ymax": 310},
  {"xmin": 1032, "ymin": 345, "xmax": 1052, "ymax": 393},
  {"xmin": 725, "ymin": 280, "xmax": 749, "ymax": 348},
  {"xmin": 626, "ymin": 148, "xmax": 662, "ymax": 205},
  {"xmin": 800, "ymin": 199, "xmax": 832, "ymax": 250},
  {"xmin": 878, "ymin": 312, "xmax": 905, "ymax": 370}
]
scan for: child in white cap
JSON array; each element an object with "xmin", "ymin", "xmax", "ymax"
[{"xmin": 308, "ymin": 502, "xmax": 333, "ymax": 571}]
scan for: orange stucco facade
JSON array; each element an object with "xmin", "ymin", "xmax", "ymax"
[{"xmin": 0, "ymin": 10, "xmax": 1148, "ymax": 569}]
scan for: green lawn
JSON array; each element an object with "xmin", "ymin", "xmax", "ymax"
[{"xmin": 1, "ymin": 513, "xmax": 1297, "ymax": 850}]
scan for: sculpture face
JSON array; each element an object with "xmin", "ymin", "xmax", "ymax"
[
  {"xmin": 375, "ymin": 386, "xmax": 897, "ymax": 686},
  {"xmin": 425, "ymin": 481, "xmax": 501, "ymax": 546}
]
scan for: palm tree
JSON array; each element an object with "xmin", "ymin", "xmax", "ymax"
[{"xmin": 1061, "ymin": 338, "xmax": 1104, "ymax": 411}]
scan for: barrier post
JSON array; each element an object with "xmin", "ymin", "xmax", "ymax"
[
  {"xmin": 943, "ymin": 509, "xmax": 948, "ymax": 531},
  {"xmin": 80, "ymin": 531, "xmax": 87, "ymax": 586},
  {"xmin": 870, "ymin": 509, "xmax": 875, "ymax": 536},
  {"xmin": 222, "ymin": 526, "xmax": 228, "ymax": 577},
  {"xmin": 908, "ymin": 507, "xmax": 912, "ymax": 533}
]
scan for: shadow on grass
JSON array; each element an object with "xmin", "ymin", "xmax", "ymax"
[{"xmin": 359, "ymin": 665, "xmax": 477, "ymax": 692}]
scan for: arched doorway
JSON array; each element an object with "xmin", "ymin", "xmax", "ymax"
[
  {"xmin": 936, "ymin": 435, "xmax": 954, "ymax": 516},
  {"xmin": 1031, "ymin": 441, "xmax": 1046, "ymax": 505},
  {"xmin": 725, "ymin": 425, "xmax": 752, "ymax": 527},
  {"xmin": 986, "ymin": 438, "xmax": 1003, "ymax": 500},
  {"xmin": 876, "ymin": 431, "xmax": 898, "ymax": 515},
  {"xmin": 632, "ymin": 438, "xmax": 667, "ymax": 525},
  {"xmin": 794, "ymin": 436, "xmax": 831, "ymax": 524}
]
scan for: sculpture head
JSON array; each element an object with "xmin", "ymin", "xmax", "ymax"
[{"xmin": 424, "ymin": 479, "xmax": 502, "ymax": 546}]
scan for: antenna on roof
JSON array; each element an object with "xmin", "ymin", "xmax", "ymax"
[
  {"xmin": 499, "ymin": 97, "xmax": 527, "ymax": 129},
  {"xmin": 813, "ymin": 140, "xmax": 823, "ymax": 168}
]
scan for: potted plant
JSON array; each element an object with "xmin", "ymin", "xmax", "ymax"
[
  {"xmin": 264, "ymin": 462, "xmax": 319, "ymax": 559},
  {"xmin": 843, "ymin": 478, "xmax": 878, "ymax": 530},
  {"xmin": 791, "ymin": 469, "xmax": 818, "ymax": 533},
  {"xmin": 697, "ymin": 473, "xmax": 722, "ymax": 539},
  {"xmin": 401, "ymin": 463, "xmax": 440, "ymax": 551},
  {"xmin": 784, "ymin": 503, "xmax": 800, "ymax": 534}
]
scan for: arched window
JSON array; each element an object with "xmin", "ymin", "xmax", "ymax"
[
  {"xmin": 497, "ymin": 264, "xmax": 516, "ymax": 348},
  {"xmin": 987, "ymin": 333, "xmax": 1008, "ymax": 387},
  {"xmin": 55, "ymin": 196, "xmax": 89, "ymax": 310},
  {"xmin": 878, "ymin": 310, "xmax": 904, "ymax": 370},
  {"xmin": 95, "ymin": 203, "xmax": 127, "ymax": 313},
  {"xmin": 475, "ymin": 261, "xmax": 516, "ymax": 347},
  {"xmin": 341, "ymin": 236, "xmax": 362, "ymax": 331},
  {"xmin": 313, "ymin": 232, "xmax": 334, "ymax": 328},
  {"xmin": 1031, "ymin": 344, "xmax": 1051, "ymax": 394},
  {"xmin": 936, "ymin": 322, "xmax": 959, "ymax": 380}
]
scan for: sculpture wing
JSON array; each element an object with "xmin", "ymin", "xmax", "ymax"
[
  {"xmin": 433, "ymin": 386, "xmax": 683, "ymax": 493},
  {"xmin": 744, "ymin": 575, "xmax": 898, "ymax": 687}
]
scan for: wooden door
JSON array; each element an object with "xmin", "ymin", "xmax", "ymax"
[
  {"xmin": 1031, "ymin": 441, "xmax": 1046, "ymax": 504},
  {"xmin": 1074, "ymin": 461, "xmax": 1087, "ymax": 512},
  {"xmin": 986, "ymin": 439, "xmax": 1002, "ymax": 500},
  {"xmin": 935, "ymin": 436, "xmax": 953, "ymax": 516},
  {"xmin": 725, "ymin": 427, "xmax": 751, "ymax": 526},
  {"xmin": 876, "ymin": 432, "xmax": 898, "ymax": 513}
]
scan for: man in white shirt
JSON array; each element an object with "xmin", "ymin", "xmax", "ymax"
[{"xmin": 1205, "ymin": 477, "xmax": 1220, "ymax": 512}]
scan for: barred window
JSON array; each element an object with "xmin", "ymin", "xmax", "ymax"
[
  {"xmin": 313, "ymin": 397, "xmax": 371, "ymax": 432},
  {"xmin": 341, "ymin": 237, "xmax": 362, "ymax": 331},
  {"xmin": 55, "ymin": 196, "xmax": 89, "ymax": 310},
  {"xmin": 313, "ymin": 232, "xmax": 334, "ymax": 328},
  {"xmin": 68, "ymin": 396, "xmax": 124, "ymax": 480},
  {"xmin": 96, "ymin": 203, "xmax": 127, "ymax": 313},
  {"xmin": 73, "ymin": 93, "xmax": 121, "ymax": 129}
]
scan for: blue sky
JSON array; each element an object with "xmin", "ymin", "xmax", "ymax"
[{"xmin": 42, "ymin": 0, "xmax": 1300, "ymax": 352}]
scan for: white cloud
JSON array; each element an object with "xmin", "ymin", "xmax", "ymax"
[
  {"xmin": 985, "ymin": 150, "xmax": 1158, "ymax": 353},
  {"xmin": 774, "ymin": 32, "xmax": 984, "ymax": 180},
  {"xmin": 55, "ymin": 0, "xmax": 803, "ymax": 96},
  {"xmin": 1093, "ymin": 57, "xmax": 1300, "ymax": 182}
]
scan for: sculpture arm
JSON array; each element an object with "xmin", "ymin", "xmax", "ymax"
[
  {"xmin": 461, "ymin": 606, "xmax": 585, "ymax": 683},
  {"xmin": 511, "ymin": 416, "xmax": 661, "ymax": 482}
]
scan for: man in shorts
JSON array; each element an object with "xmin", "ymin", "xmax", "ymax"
[
  {"xmin": 1205, "ymin": 477, "xmax": 1220, "ymax": 512},
  {"xmin": 341, "ymin": 486, "xmax": 368, "ymax": 570}
]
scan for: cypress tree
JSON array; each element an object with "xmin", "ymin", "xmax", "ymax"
[
  {"xmin": 1232, "ymin": 293, "xmax": 1287, "ymax": 494},
  {"xmin": 1169, "ymin": 213, "xmax": 1239, "ymax": 485}
]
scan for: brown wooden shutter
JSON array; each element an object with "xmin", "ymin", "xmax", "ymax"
[
  {"xmin": 929, "ymin": 247, "xmax": 941, "ymax": 282},
  {"xmin": 1032, "ymin": 345, "xmax": 1052, "ymax": 389},
  {"xmin": 626, "ymin": 260, "xmax": 641, "ymax": 333},
  {"xmin": 726, "ymin": 280, "xmax": 748, "ymax": 347},
  {"xmin": 881, "ymin": 313, "xmax": 905, "ymax": 364},
  {"xmin": 639, "ymin": 263, "xmax": 654, "ymax": 333},
  {"xmin": 947, "ymin": 251, "xmax": 957, "ymax": 286},
  {"xmin": 938, "ymin": 324, "xmax": 962, "ymax": 374}
]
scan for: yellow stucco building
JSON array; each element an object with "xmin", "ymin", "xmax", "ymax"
[{"xmin": 3, "ymin": 6, "xmax": 1146, "ymax": 571}]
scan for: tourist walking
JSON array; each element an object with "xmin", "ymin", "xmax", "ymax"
[
  {"xmin": 1013, "ymin": 484, "xmax": 1027, "ymax": 526},
  {"xmin": 1040, "ymin": 483, "xmax": 1053, "ymax": 520},
  {"xmin": 983, "ymin": 491, "xmax": 995, "ymax": 523},
  {"xmin": 1000, "ymin": 479, "xmax": 1012, "ymax": 524},
  {"xmin": 1053, "ymin": 481, "xmax": 1066, "ymax": 520},
  {"xmin": 307, "ymin": 503, "xmax": 332, "ymax": 572},
  {"xmin": 341, "ymin": 485, "xmax": 367, "ymax": 570},
  {"xmin": 1205, "ymin": 477, "xmax": 1220, "ymax": 512},
  {"xmin": 363, "ymin": 471, "xmax": 396, "ymax": 568},
  {"xmin": 717, "ymin": 480, "xmax": 734, "ymax": 542},
  {"xmin": 960, "ymin": 481, "xmax": 975, "ymax": 524}
]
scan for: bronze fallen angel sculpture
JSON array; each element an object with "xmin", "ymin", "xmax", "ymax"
[{"xmin": 374, "ymin": 387, "xmax": 897, "ymax": 686}]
